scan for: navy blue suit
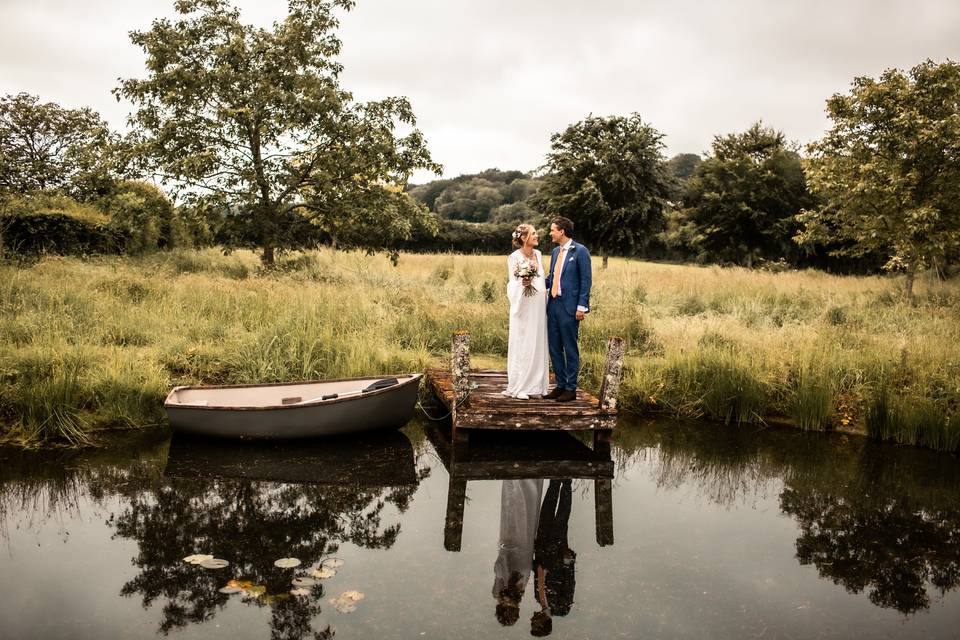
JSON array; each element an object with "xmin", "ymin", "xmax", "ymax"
[{"xmin": 544, "ymin": 241, "xmax": 592, "ymax": 391}]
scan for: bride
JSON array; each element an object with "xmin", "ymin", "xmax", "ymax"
[{"xmin": 503, "ymin": 224, "xmax": 550, "ymax": 399}]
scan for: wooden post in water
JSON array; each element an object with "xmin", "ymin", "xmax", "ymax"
[
  {"xmin": 451, "ymin": 331, "xmax": 471, "ymax": 444},
  {"xmin": 595, "ymin": 337, "xmax": 624, "ymax": 450},
  {"xmin": 595, "ymin": 478, "xmax": 614, "ymax": 546},
  {"xmin": 598, "ymin": 337, "xmax": 625, "ymax": 413}
]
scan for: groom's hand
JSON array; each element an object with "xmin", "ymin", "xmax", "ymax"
[{"xmin": 575, "ymin": 310, "xmax": 585, "ymax": 321}]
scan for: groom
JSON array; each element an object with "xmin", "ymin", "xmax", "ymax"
[{"xmin": 543, "ymin": 217, "xmax": 592, "ymax": 403}]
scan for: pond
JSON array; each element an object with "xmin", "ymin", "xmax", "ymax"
[{"xmin": 1, "ymin": 418, "xmax": 958, "ymax": 639}]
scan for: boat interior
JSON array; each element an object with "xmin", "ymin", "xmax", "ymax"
[{"xmin": 166, "ymin": 374, "xmax": 421, "ymax": 408}]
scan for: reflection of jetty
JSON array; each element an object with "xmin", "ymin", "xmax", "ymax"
[
  {"xmin": 426, "ymin": 426, "xmax": 615, "ymax": 551},
  {"xmin": 425, "ymin": 332, "xmax": 623, "ymax": 448}
]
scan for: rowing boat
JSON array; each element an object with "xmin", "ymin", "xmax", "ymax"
[{"xmin": 163, "ymin": 374, "xmax": 422, "ymax": 439}]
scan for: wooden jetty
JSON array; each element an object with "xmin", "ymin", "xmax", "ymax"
[
  {"xmin": 426, "ymin": 426, "xmax": 615, "ymax": 551},
  {"xmin": 425, "ymin": 331, "xmax": 624, "ymax": 448}
]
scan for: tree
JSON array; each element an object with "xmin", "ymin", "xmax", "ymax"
[
  {"xmin": 530, "ymin": 113, "xmax": 671, "ymax": 266},
  {"xmin": 796, "ymin": 60, "xmax": 960, "ymax": 298},
  {"xmin": 116, "ymin": 0, "xmax": 440, "ymax": 266},
  {"xmin": 682, "ymin": 123, "xmax": 815, "ymax": 267},
  {"xmin": 0, "ymin": 93, "xmax": 120, "ymax": 199},
  {"xmin": 666, "ymin": 153, "xmax": 702, "ymax": 198}
]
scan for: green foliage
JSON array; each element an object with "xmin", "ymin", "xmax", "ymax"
[
  {"xmin": 115, "ymin": 0, "xmax": 440, "ymax": 266},
  {"xmin": 408, "ymin": 169, "xmax": 540, "ymax": 224},
  {"xmin": 400, "ymin": 218, "xmax": 514, "ymax": 254},
  {"xmin": 790, "ymin": 365, "xmax": 834, "ymax": 431},
  {"xmin": 1, "ymin": 194, "xmax": 126, "ymax": 256},
  {"xmin": 99, "ymin": 181, "xmax": 178, "ymax": 253},
  {"xmin": 682, "ymin": 122, "xmax": 816, "ymax": 267},
  {"xmin": 0, "ymin": 93, "xmax": 122, "ymax": 200},
  {"xmin": 531, "ymin": 113, "xmax": 672, "ymax": 258},
  {"xmin": 797, "ymin": 60, "xmax": 960, "ymax": 296}
]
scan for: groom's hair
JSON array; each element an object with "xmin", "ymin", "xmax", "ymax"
[{"xmin": 551, "ymin": 216, "xmax": 574, "ymax": 238}]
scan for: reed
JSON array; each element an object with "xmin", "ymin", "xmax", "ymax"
[{"xmin": 1, "ymin": 248, "xmax": 958, "ymax": 451}]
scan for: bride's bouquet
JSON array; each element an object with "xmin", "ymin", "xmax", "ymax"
[{"xmin": 513, "ymin": 259, "xmax": 539, "ymax": 297}]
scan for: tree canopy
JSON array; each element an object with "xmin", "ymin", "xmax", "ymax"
[
  {"xmin": 682, "ymin": 122, "xmax": 815, "ymax": 267},
  {"xmin": 796, "ymin": 59, "xmax": 960, "ymax": 295},
  {"xmin": 115, "ymin": 0, "xmax": 440, "ymax": 265},
  {"xmin": 408, "ymin": 168, "xmax": 539, "ymax": 224},
  {"xmin": 530, "ymin": 113, "xmax": 672, "ymax": 262},
  {"xmin": 0, "ymin": 92, "xmax": 120, "ymax": 200}
]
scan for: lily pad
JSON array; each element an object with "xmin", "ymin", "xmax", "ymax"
[
  {"xmin": 219, "ymin": 586, "xmax": 242, "ymax": 594},
  {"xmin": 183, "ymin": 554, "xmax": 214, "ymax": 564},
  {"xmin": 290, "ymin": 588, "xmax": 310, "ymax": 597},
  {"xmin": 322, "ymin": 558, "xmax": 345, "ymax": 569},
  {"xmin": 311, "ymin": 567, "xmax": 337, "ymax": 579},
  {"xmin": 329, "ymin": 589, "xmax": 365, "ymax": 613},
  {"xmin": 200, "ymin": 558, "xmax": 230, "ymax": 569},
  {"xmin": 243, "ymin": 585, "xmax": 267, "ymax": 597},
  {"xmin": 292, "ymin": 577, "xmax": 316, "ymax": 587},
  {"xmin": 274, "ymin": 557, "xmax": 302, "ymax": 569}
]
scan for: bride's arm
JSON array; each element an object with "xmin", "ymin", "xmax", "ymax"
[{"xmin": 506, "ymin": 253, "xmax": 523, "ymax": 310}]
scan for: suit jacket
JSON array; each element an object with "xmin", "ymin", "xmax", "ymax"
[{"xmin": 544, "ymin": 240, "xmax": 592, "ymax": 316}]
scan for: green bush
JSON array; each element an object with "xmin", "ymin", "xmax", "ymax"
[{"xmin": 1, "ymin": 194, "xmax": 127, "ymax": 256}]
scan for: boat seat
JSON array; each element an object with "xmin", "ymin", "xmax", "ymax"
[{"xmin": 362, "ymin": 377, "xmax": 399, "ymax": 393}]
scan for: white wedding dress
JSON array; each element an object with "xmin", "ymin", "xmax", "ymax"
[
  {"xmin": 503, "ymin": 249, "xmax": 550, "ymax": 399},
  {"xmin": 492, "ymin": 479, "xmax": 544, "ymax": 600}
]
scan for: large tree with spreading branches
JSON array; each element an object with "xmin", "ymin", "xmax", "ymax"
[{"xmin": 116, "ymin": 0, "xmax": 440, "ymax": 266}]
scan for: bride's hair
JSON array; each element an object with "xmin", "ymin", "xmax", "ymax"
[{"xmin": 511, "ymin": 223, "xmax": 534, "ymax": 249}]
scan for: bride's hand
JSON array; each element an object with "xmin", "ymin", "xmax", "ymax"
[{"xmin": 521, "ymin": 276, "xmax": 532, "ymax": 286}]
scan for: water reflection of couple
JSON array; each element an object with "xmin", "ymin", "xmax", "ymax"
[{"xmin": 493, "ymin": 478, "xmax": 575, "ymax": 636}]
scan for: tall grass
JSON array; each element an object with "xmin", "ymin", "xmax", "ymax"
[{"xmin": 1, "ymin": 248, "xmax": 959, "ymax": 451}]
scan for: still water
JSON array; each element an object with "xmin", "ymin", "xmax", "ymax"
[{"xmin": 1, "ymin": 418, "xmax": 958, "ymax": 639}]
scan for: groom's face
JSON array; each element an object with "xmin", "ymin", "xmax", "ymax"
[{"xmin": 549, "ymin": 223, "xmax": 565, "ymax": 244}]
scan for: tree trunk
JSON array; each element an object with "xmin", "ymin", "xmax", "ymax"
[
  {"xmin": 261, "ymin": 244, "xmax": 275, "ymax": 268},
  {"xmin": 602, "ymin": 254, "xmax": 609, "ymax": 269},
  {"xmin": 905, "ymin": 269, "xmax": 915, "ymax": 304}
]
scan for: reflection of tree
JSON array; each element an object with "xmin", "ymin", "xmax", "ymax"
[
  {"xmin": 110, "ymin": 476, "xmax": 417, "ymax": 638},
  {"xmin": 781, "ymin": 480, "xmax": 960, "ymax": 614},
  {"xmin": 613, "ymin": 420, "xmax": 960, "ymax": 614}
]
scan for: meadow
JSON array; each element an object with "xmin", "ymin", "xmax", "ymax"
[{"xmin": 1, "ymin": 248, "xmax": 958, "ymax": 451}]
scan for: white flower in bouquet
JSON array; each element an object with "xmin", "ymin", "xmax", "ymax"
[{"xmin": 513, "ymin": 259, "xmax": 539, "ymax": 297}]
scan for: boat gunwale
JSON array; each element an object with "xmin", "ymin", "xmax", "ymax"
[{"xmin": 163, "ymin": 372, "xmax": 423, "ymax": 412}]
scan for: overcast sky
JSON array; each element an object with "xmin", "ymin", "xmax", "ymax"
[{"xmin": 1, "ymin": 0, "xmax": 958, "ymax": 183}]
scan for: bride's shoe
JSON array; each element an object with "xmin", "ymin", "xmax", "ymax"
[
  {"xmin": 501, "ymin": 390, "xmax": 513, "ymax": 397},
  {"xmin": 516, "ymin": 393, "xmax": 529, "ymax": 400}
]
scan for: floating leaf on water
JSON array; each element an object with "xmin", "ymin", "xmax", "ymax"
[
  {"xmin": 340, "ymin": 590, "xmax": 364, "ymax": 602},
  {"xmin": 274, "ymin": 557, "xmax": 302, "ymax": 569},
  {"xmin": 311, "ymin": 567, "xmax": 336, "ymax": 579},
  {"xmin": 243, "ymin": 585, "xmax": 267, "ymax": 597},
  {"xmin": 292, "ymin": 577, "xmax": 316, "ymax": 587},
  {"xmin": 219, "ymin": 586, "xmax": 242, "ymax": 594},
  {"xmin": 290, "ymin": 588, "xmax": 310, "ymax": 597},
  {"xmin": 322, "ymin": 558, "xmax": 345, "ymax": 569},
  {"xmin": 200, "ymin": 558, "xmax": 230, "ymax": 569},
  {"xmin": 329, "ymin": 589, "xmax": 365, "ymax": 613},
  {"xmin": 183, "ymin": 554, "xmax": 214, "ymax": 564}
]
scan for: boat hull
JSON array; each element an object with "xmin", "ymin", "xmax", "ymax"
[{"xmin": 164, "ymin": 374, "xmax": 422, "ymax": 440}]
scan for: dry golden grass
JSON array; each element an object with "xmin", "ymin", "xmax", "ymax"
[{"xmin": 1, "ymin": 248, "xmax": 958, "ymax": 449}]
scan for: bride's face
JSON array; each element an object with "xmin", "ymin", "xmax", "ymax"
[{"xmin": 526, "ymin": 230, "xmax": 539, "ymax": 248}]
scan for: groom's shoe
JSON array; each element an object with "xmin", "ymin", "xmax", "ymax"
[
  {"xmin": 543, "ymin": 387, "xmax": 563, "ymax": 400},
  {"xmin": 556, "ymin": 390, "xmax": 577, "ymax": 403}
]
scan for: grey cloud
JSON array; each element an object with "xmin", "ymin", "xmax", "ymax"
[{"xmin": 2, "ymin": 0, "xmax": 958, "ymax": 182}]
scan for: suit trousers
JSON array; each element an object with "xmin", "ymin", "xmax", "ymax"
[{"xmin": 547, "ymin": 298, "xmax": 580, "ymax": 391}]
